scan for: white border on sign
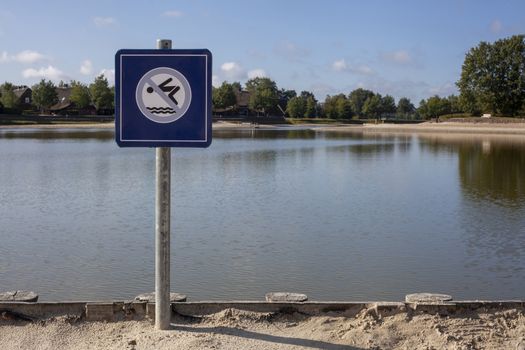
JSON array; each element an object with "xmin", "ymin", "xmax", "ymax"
[{"xmin": 119, "ymin": 53, "xmax": 209, "ymax": 143}]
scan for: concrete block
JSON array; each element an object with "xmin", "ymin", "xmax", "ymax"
[
  {"xmin": 0, "ymin": 290, "xmax": 38, "ymax": 302},
  {"xmin": 265, "ymin": 292, "xmax": 308, "ymax": 302},
  {"xmin": 405, "ymin": 293, "xmax": 452, "ymax": 303},
  {"xmin": 135, "ymin": 292, "xmax": 186, "ymax": 302},
  {"xmin": 85, "ymin": 303, "xmax": 114, "ymax": 321}
]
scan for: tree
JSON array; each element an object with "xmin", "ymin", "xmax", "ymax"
[
  {"xmin": 362, "ymin": 94, "xmax": 382, "ymax": 119},
  {"xmin": 304, "ymin": 96, "xmax": 317, "ymax": 118},
  {"xmin": 322, "ymin": 94, "xmax": 351, "ymax": 119},
  {"xmin": 245, "ymin": 77, "xmax": 279, "ymax": 115},
  {"xmin": 0, "ymin": 82, "xmax": 17, "ymax": 109},
  {"xmin": 457, "ymin": 35, "xmax": 525, "ymax": 116},
  {"xmin": 31, "ymin": 79, "xmax": 58, "ymax": 113},
  {"xmin": 447, "ymin": 95, "xmax": 462, "ymax": 114},
  {"xmin": 380, "ymin": 95, "xmax": 396, "ymax": 116},
  {"xmin": 397, "ymin": 97, "xmax": 415, "ymax": 117},
  {"xmin": 286, "ymin": 96, "xmax": 306, "ymax": 118},
  {"xmin": 334, "ymin": 94, "xmax": 352, "ymax": 119},
  {"xmin": 69, "ymin": 81, "xmax": 91, "ymax": 109},
  {"xmin": 418, "ymin": 95, "xmax": 451, "ymax": 119},
  {"xmin": 322, "ymin": 95, "xmax": 336, "ymax": 118},
  {"xmin": 231, "ymin": 81, "xmax": 242, "ymax": 92},
  {"xmin": 212, "ymin": 82, "xmax": 237, "ymax": 110},
  {"xmin": 349, "ymin": 88, "xmax": 375, "ymax": 117},
  {"xmin": 89, "ymin": 74, "xmax": 114, "ymax": 112}
]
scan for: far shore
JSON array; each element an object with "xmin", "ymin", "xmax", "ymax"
[{"xmin": 1, "ymin": 120, "xmax": 525, "ymax": 136}]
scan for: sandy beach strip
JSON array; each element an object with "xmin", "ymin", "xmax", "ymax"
[
  {"xmin": 1, "ymin": 307, "xmax": 524, "ymax": 349},
  {"xmin": 316, "ymin": 121, "xmax": 525, "ymax": 136},
  {"xmin": 2, "ymin": 121, "xmax": 525, "ymax": 136}
]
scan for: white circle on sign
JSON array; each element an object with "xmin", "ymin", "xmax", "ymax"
[{"xmin": 135, "ymin": 67, "xmax": 192, "ymax": 123}]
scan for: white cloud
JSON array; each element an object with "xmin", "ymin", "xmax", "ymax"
[
  {"xmin": 0, "ymin": 50, "xmax": 48, "ymax": 64},
  {"xmin": 220, "ymin": 61, "xmax": 245, "ymax": 80},
  {"xmin": 490, "ymin": 19, "xmax": 502, "ymax": 33},
  {"xmin": 14, "ymin": 50, "xmax": 47, "ymax": 64},
  {"xmin": 332, "ymin": 59, "xmax": 374, "ymax": 75},
  {"xmin": 94, "ymin": 17, "xmax": 116, "ymax": 27},
  {"xmin": 99, "ymin": 68, "xmax": 115, "ymax": 85},
  {"xmin": 382, "ymin": 50, "xmax": 412, "ymax": 64},
  {"xmin": 22, "ymin": 65, "xmax": 69, "ymax": 81},
  {"xmin": 332, "ymin": 59, "xmax": 347, "ymax": 72},
  {"xmin": 80, "ymin": 60, "xmax": 93, "ymax": 75},
  {"xmin": 162, "ymin": 10, "xmax": 183, "ymax": 17},
  {"xmin": 247, "ymin": 69, "xmax": 267, "ymax": 79}
]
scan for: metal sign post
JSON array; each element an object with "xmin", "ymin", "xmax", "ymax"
[
  {"xmin": 115, "ymin": 39, "xmax": 212, "ymax": 331},
  {"xmin": 155, "ymin": 38, "xmax": 172, "ymax": 330}
]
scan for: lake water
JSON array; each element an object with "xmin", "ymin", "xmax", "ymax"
[{"xmin": 0, "ymin": 127, "xmax": 524, "ymax": 301}]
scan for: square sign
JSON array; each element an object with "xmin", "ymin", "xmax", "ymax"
[{"xmin": 115, "ymin": 49, "xmax": 212, "ymax": 147}]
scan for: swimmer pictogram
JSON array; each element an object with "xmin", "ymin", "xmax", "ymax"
[{"xmin": 136, "ymin": 67, "xmax": 192, "ymax": 123}]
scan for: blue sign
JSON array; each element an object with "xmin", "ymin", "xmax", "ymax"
[{"xmin": 115, "ymin": 49, "xmax": 212, "ymax": 147}]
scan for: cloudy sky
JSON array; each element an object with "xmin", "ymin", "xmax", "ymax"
[{"xmin": 0, "ymin": 0, "xmax": 524, "ymax": 102}]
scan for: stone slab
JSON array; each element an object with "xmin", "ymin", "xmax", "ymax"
[
  {"xmin": 0, "ymin": 291, "xmax": 38, "ymax": 302},
  {"xmin": 405, "ymin": 293, "xmax": 453, "ymax": 303},
  {"xmin": 134, "ymin": 292, "xmax": 187, "ymax": 303},
  {"xmin": 265, "ymin": 292, "xmax": 308, "ymax": 302}
]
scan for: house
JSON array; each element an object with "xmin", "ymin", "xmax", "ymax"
[
  {"xmin": 234, "ymin": 89, "xmax": 250, "ymax": 116},
  {"xmin": 50, "ymin": 87, "xmax": 96, "ymax": 115},
  {"xmin": 13, "ymin": 86, "xmax": 32, "ymax": 109},
  {"xmin": 212, "ymin": 89, "xmax": 251, "ymax": 117}
]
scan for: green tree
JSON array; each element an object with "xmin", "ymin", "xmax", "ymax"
[
  {"xmin": 212, "ymin": 82, "xmax": 237, "ymax": 110},
  {"xmin": 69, "ymin": 81, "xmax": 91, "ymax": 109},
  {"xmin": 245, "ymin": 77, "xmax": 279, "ymax": 115},
  {"xmin": 457, "ymin": 35, "xmax": 525, "ymax": 116},
  {"xmin": 31, "ymin": 79, "xmax": 58, "ymax": 113},
  {"xmin": 90, "ymin": 74, "xmax": 114, "ymax": 112},
  {"xmin": 322, "ymin": 95, "xmax": 336, "ymax": 118},
  {"xmin": 362, "ymin": 94, "xmax": 382, "ymax": 119},
  {"xmin": 0, "ymin": 82, "xmax": 17, "ymax": 109},
  {"xmin": 446, "ymin": 94, "xmax": 462, "ymax": 114},
  {"xmin": 396, "ymin": 97, "xmax": 415, "ymax": 117},
  {"xmin": 334, "ymin": 94, "xmax": 352, "ymax": 119},
  {"xmin": 418, "ymin": 95, "xmax": 451, "ymax": 119},
  {"xmin": 286, "ymin": 96, "xmax": 306, "ymax": 118},
  {"xmin": 304, "ymin": 96, "xmax": 317, "ymax": 118},
  {"xmin": 349, "ymin": 88, "xmax": 375, "ymax": 117},
  {"xmin": 381, "ymin": 95, "xmax": 396, "ymax": 116},
  {"xmin": 231, "ymin": 81, "xmax": 242, "ymax": 92}
]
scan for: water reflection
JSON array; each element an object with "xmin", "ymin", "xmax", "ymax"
[
  {"xmin": 418, "ymin": 134, "xmax": 525, "ymax": 206},
  {"xmin": 0, "ymin": 128, "xmax": 113, "ymax": 141}
]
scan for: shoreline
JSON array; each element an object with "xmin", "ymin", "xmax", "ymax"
[
  {"xmin": 1, "ymin": 299, "xmax": 523, "ymax": 349},
  {"xmin": 1, "ymin": 120, "xmax": 525, "ymax": 136}
]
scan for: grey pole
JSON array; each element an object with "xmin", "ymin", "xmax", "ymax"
[{"xmin": 155, "ymin": 38, "xmax": 172, "ymax": 330}]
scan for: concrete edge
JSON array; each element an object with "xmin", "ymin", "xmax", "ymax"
[{"xmin": 0, "ymin": 300, "xmax": 523, "ymax": 322}]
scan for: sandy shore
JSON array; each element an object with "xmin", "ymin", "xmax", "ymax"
[
  {"xmin": 1, "ymin": 307, "xmax": 524, "ymax": 349},
  {"xmin": 317, "ymin": 121, "xmax": 525, "ymax": 135},
  {"xmin": 2, "ymin": 121, "xmax": 525, "ymax": 136}
]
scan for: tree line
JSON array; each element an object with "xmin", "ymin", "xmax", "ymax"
[
  {"xmin": 0, "ymin": 74, "xmax": 114, "ymax": 114},
  {"xmin": 213, "ymin": 77, "xmax": 464, "ymax": 120},
  {"xmin": 214, "ymin": 35, "xmax": 525, "ymax": 119}
]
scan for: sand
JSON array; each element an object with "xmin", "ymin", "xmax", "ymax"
[
  {"xmin": 1, "ymin": 307, "xmax": 524, "ymax": 349},
  {"xmin": 2, "ymin": 120, "xmax": 525, "ymax": 136},
  {"xmin": 317, "ymin": 121, "xmax": 525, "ymax": 135}
]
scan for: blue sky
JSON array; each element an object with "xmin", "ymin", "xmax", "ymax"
[{"xmin": 1, "ymin": 0, "xmax": 524, "ymax": 103}]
